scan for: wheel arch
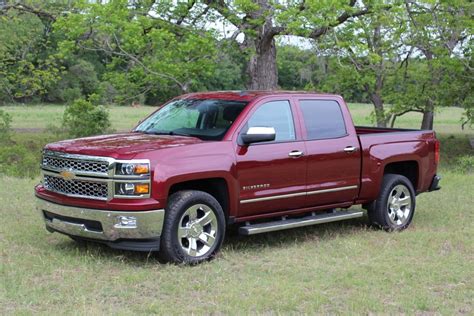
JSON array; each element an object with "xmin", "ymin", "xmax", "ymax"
[
  {"xmin": 167, "ymin": 177, "xmax": 231, "ymax": 222},
  {"xmin": 383, "ymin": 160, "xmax": 419, "ymax": 192}
]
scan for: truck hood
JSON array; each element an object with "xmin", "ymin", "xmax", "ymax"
[{"xmin": 45, "ymin": 132, "xmax": 204, "ymax": 159}]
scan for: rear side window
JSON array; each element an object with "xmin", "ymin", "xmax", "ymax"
[
  {"xmin": 246, "ymin": 100, "xmax": 296, "ymax": 142},
  {"xmin": 299, "ymin": 100, "xmax": 347, "ymax": 140}
]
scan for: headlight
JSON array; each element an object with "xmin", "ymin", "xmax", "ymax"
[
  {"xmin": 115, "ymin": 182, "xmax": 150, "ymax": 196},
  {"xmin": 115, "ymin": 162, "xmax": 150, "ymax": 176}
]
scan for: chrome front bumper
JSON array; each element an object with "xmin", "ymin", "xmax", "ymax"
[{"xmin": 36, "ymin": 198, "xmax": 165, "ymax": 242}]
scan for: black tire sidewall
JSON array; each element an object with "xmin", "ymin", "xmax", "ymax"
[
  {"xmin": 373, "ymin": 174, "xmax": 416, "ymax": 231},
  {"xmin": 160, "ymin": 190, "xmax": 226, "ymax": 264}
]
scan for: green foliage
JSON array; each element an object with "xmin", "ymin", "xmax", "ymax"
[
  {"xmin": 0, "ymin": 109, "xmax": 12, "ymax": 143},
  {"xmin": 0, "ymin": 131, "xmax": 61, "ymax": 178},
  {"xmin": 455, "ymin": 155, "xmax": 474, "ymax": 173},
  {"xmin": 0, "ymin": 0, "xmax": 472, "ymax": 133},
  {"xmin": 46, "ymin": 59, "xmax": 101, "ymax": 103},
  {"xmin": 0, "ymin": 144, "xmax": 40, "ymax": 178},
  {"xmin": 0, "ymin": 5, "xmax": 61, "ymax": 102},
  {"xmin": 53, "ymin": 0, "xmax": 219, "ymax": 104},
  {"xmin": 277, "ymin": 46, "xmax": 316, "ymax": 90},
  {"xmin": 62, "ymin": 99, "xmax": 111, "ymax": 138}
]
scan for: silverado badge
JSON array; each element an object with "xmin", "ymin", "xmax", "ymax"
[{"xmin": 59, "ymin": 169, "xmax": 75, "ymax": 181}]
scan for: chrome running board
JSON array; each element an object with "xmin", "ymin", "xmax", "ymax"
[{"xmin": 239, "ymin": 210, "xmax": 364, "ymax": 235}]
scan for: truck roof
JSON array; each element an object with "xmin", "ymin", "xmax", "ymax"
[{"xmin": 178, "ymin": 90, "xmax": 341, "ymax": 102}]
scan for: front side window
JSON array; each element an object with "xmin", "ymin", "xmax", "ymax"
[
  {"xmin": 134, "ymin": 99, "xmax": 248, "ymax": 140},
  {"xmin": 244, "ymin": 100, "xmax": 296, "ymax": 142},
  {"xmin": 299, "ymin": 100, "xmax": 347, "ymax": 140}
]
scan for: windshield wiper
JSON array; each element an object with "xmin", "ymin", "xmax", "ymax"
[
  {"xmin": 169, "ymin": 131, "xmax": 192, "ymax": 137},
  {"xmin": 136, "ymin": 130, "xmax": 192, "ymax": 137}
]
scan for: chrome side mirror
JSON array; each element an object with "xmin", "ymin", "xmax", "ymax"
[{"xmin": 241, "ymin": 126, "xmax": 276, "ymax": 145}]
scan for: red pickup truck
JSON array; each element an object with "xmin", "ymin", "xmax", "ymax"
[{"xmin": 35, "ymin": 91, "xmax": 441, "ymax": 264}]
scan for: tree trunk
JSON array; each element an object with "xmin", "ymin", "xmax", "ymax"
[
  {"xmin": 420, "ymin": 52, "xmax": 436, "ymax": 130},
  {"xmin": 421, "ymin": 99, "xmax": 434, "ymax": 130},
  {"xmin": 247, "ymin": 37, "xmax": 278, "ymax": 90},
  {"xmin": 370, "ymin": 93, "xmax": 387, "ymax": 127},
  {"xmin": 244, "ymin": 0, "xmax": 278, "ymax": 90}
]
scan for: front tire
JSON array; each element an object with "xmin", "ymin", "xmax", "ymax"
[
  {"xmin": 160, "ymin": 190, "xmax": 226, "ymax": 264},
  {"xmin": 367, "ymin": 174, "xmax": 416, "ymax": 231}
]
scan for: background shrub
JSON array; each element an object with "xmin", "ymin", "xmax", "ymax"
[
  {"xmin": 46, "ymin": 60, "xmax": 101, "ymax": 104},
  {"xmin": 0, "ymin": 109, "xmax": 12, "ymax": 143},
  {"xmin": 62, "ymin": 98, "xmax": 112, "ymax": 138},
  {"xmin": 455, "ymin": 155, "xmax": 474, "ymax": 173},
  {"xmin": 0, "ymin": 144, "xmax": 39, "ymax": 178}
]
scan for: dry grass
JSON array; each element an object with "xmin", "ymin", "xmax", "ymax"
[{"xmin": 1, "ymin": 171, "xmax": 473, "ymax": 314}]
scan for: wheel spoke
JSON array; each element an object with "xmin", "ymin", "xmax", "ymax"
[
  {"xmin": 394, "ymin": 189, "xmax": 402, "ymax": 198},
  {"xmin": 398, "ymin": 196, "xmax": 411, "ymax": 206},
  {"xmin": 389, "ymin": 210, "xmax": 396, "ymax": 221},
  {"xmin": 196, "ymin": 210, "xmax": 216, "ymax": 226},
  {"xmin": 187, "ymin": 206, "xmax": 199, "ymax": 221},
  {"xmin": 396, "ymin": 209, "xmax": 404, "ymax": 219},
  {"xmin": 187, "ymin": 238, "xmax": 198, "ymax": 256},
  {"xmin": 178, "ymin": 226, "xmax": 188, "ymax": 238},
  {"xmin": 198, "ymin": 232, "xmax": 215, "ymax": 247}
]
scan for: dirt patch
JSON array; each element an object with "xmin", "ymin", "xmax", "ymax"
[{"xmin": 13, "ymin": 128, "xmax": 46, "ymax": 133}]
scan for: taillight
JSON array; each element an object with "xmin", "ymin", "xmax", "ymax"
[{"xmin": 434, "ymin": 140, "xmax": 440, "ymax": 165}]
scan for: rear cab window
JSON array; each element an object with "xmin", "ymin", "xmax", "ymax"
[{"xmin": 298, "ymin": 100, "xmax": 347, "ymax": 140}]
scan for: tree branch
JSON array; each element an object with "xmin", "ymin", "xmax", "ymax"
[
  {"xmin": 0, "ymin": 3, "xmax": 56, "ymax": 22},
  {"xmin": 76, "ymin": 35, "xmax": 189, "ymax": 93},
  {"xmin": 175, "ymin": 0, "xmax": 196, "ymax": 25},
  {"xmin": 310, "ymin": 7, "xmax": 372, "ymax": 39},
  {"xmin": 203, "ymin": 0, "xmax": 243, "ymax": 28}
]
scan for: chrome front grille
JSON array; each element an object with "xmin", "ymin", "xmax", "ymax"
[
  {"xmin": 40, "ymin": 150, "xmax": 151, "ymax": 200},
  {"xmin": 42, "ymin": 152, "xmax": 110, "ymax": 175},
  {"xmin": 43, "ymin": 175, "xmax": 109, "ymax": 200}
]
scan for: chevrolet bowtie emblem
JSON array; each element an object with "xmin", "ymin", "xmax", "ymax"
[{"xmin": 59, "ymin": 170, "xmax": 75, "ymax": 181}]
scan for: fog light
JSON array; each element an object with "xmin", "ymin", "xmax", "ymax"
[{"xmin": 115, "ymin": 216, "xmax": 137, "ymax": 228}]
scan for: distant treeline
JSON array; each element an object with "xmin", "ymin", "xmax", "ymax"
[{"xmin": 0, "ymin": 1, "xmax": 472, "ymax": 128}]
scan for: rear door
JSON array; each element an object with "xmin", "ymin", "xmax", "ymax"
[
  {"xmin": 234, "ymin": 98, "xmax": 307, "ymax": 218},
  {"xmin": 295, "ymin": 98, "xmax": 361, "ymax": 207}
]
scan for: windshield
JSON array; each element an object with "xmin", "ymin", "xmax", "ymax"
[{"xmin": 134, "ymin": 99, "xmax": 248, "ymax": 141}]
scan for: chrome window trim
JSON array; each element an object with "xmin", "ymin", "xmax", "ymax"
[{"xmin": 240, "ymin": 185, "xmax": 358, "ymax": 204}]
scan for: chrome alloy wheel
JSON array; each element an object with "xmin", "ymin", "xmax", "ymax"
[
  {"xmin": 177, "ymin": 204, "xmax": 218, "ymax": 257},
  {"xmin": 387, "ymin": 184, "xmax": 412, "ymax": 226}
]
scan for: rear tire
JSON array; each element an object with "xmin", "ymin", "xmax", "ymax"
[
  {"xmin": 160, "ymin": 190, "xmax": 226, "ymax": 264},
  {"xmin": 367, "ymin": 174, "xmax": 416, "ymax": 231}
]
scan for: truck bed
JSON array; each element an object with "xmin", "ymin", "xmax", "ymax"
[{"xmin": 355, "ymin": 125, "xmax": 438, "ymax": 202}]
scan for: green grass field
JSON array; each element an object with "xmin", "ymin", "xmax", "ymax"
[{"xmin": 1, "ymin": 103, "xmax": 473, "ymax": 314}]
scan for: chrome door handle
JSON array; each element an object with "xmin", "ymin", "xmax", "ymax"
[
  {"xmin": 288, "ymin": 150, "xmax": 304, "ymax": 158},
  {"xmin": 344, "ymin": 146, "xmax": 357, "ymax": 153}
]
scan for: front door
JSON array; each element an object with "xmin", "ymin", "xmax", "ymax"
[{"xmin": 234, "ymin": 99, "xmax": 307, "ymax": 218}]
